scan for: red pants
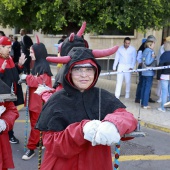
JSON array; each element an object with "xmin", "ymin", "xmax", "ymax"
[{"xmin": 27, "ymin": 110, "xmax": 40, "ymax": 150}]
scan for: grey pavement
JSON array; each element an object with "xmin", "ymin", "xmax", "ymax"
[{"xmin": 21, "ymin": 65, "xmax": 170, "ymax": 133}]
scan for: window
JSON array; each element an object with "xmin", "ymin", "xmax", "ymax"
[
  {"xmin": 99, "ymin": 25, "xmax": 135, "ymax": 36},
  {"xmin": 14, "ymin": 27, "xmax": 33, "ymax": 35}
]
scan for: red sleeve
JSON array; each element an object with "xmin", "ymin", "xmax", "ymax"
[
  {"xmin": 43, "ymin": 120, "xmax": 89, "ymax": 158},
  {"xmin": 103, "ymin": 108, "xmax": 138, "ymax": 136},
  {"xmin": 41, "ymin": 90, "xmax": 55, "ymax": 103},
  {"xmin": 1, "ymin": 102, "xmax": 19, "ymax": 133},
  {"xmin": 16, "ymin": 63, "xmax": 24, "ymax": 69},
  {"xmin": 26, "ymin": 73, "xmax": 51, "ymax": 88},
  {"xmin": 41, "ymin": 86, "xmax": 62, "ymax": 103},
  {"xmin": 0, "ymin": 67, "xmax": 5, "ymax": 73}
]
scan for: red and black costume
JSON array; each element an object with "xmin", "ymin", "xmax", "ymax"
[
  {"xmin": 36, "ymin": 47, "xmax": 137, "ymax": 170},
  {"xmin": 25, "ymin": 42, "xmax": 53, "ymax": 151},
  {"xmin": 41, "ymin": 22, "xmax": 87, "ymax": 102},
  {"xmin": 0, "ymin": 79, "xmax": 19, "ymax": 170}
]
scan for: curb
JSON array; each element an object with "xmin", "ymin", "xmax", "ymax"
[{"xmin": 140, "ymin": 121, "xmax": 170, "ymax": 133}]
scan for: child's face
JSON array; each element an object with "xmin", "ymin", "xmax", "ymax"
[
  {"xmin": 30, "ymin": 47, "xmax": 36, "ymax": 60},
  {"xmin": 0, "ymin": 45, "xmax": 11, "ymax": 58}
]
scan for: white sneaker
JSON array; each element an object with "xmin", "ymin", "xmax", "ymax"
[
  {"xmin": 157, "ymin": 98, "xmax": 162, "ymax": 103},
  {"xmin": 164, "ymin": 101, "xmax": 170, "ymax": 108},
  {"xmin": 142, "ymin": 106, "xmax": 151, "ymax": 109},
  {"xmin": 22, "ymin": 149, "xmax": 35, "ymax": 160},
  {"xmin": 125, "ymin": 93, "xmax": 130, "ymax": 99},
  {"xmin": 157, "ymin": 108, "xmax": 166, "ymax": 112}
]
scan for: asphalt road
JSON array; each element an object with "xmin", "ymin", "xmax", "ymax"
[{"xmin": 10, "ymin": 106, "xmax": 170, "ymax": 170}]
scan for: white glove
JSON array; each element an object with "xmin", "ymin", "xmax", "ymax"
[
  {"xmin": 83, "ymin": 120, "xmax": 101, "ymax": 142},
  {"xmin": 20, "ymin": 74, "xmax": 27, "ymax": 80},
  {"xmin": 0, "ymin": 119, "xmax": 6, "ymax": 133},
  {"xmin": 34, "ymin": 84, "xmax": 53, "ymax": 95},
  {"xmin": 93, "ymin": 121, "xmax": 120, "ymax": 146},
  {"xmin": 0, "ymin": 106, "xmax": 6, "ymax": 116}
]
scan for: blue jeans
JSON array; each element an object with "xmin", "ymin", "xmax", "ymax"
[
  {"xmin": 135, "ymin": 70, "xmax": 143, "ymax": 100},
  {"xmin": 141, "ymin": 76, "xmax": 153, "ymax": 106},
  {"xmin": 160, "ymin": 79, "xmax": 170, "ymax": 111}
]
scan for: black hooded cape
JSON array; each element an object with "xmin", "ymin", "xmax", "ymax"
[
  {"xmin": 36, "ymin": 47, "xmax": 125, "ymax": 131},
  {"xmin": 31, "ymin": 43, "xmax": 53, "ymax": 76}
]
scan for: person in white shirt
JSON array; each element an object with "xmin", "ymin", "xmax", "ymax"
[{"xmin": 113, "ymin": 37, "xmax": 136, "ymax": 99}]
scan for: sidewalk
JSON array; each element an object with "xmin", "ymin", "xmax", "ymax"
[
  {"xmin": 22, "ymin": 65, "xmax": 170, "ymax": 133},
  {"xmin": 96, "ymin": 74, "xmax": 170, "ymax": 133}
]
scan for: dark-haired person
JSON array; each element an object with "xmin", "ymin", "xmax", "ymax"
[
  {"xmin": 20, "ymin": 29, "xmax": 33, "ymax": 74},
  {"xmin": 20, "ymin": 39, "xmax": 53, "ymax": 160},
  {"xmin": 113, "ymin": 37, "xmax": 136, "ymax": 99}
]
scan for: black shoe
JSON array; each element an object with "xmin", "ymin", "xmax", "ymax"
[
  {"xmin": 135, "ymin": 99, "xmax": 140, "ymax": 103},
  {"xmin": 9, "ymin": 136, "xmax": 19, "ymax": 144},
  {"xmin": 149, "ymin": 98, "xmax": 155, "ymax": 103},
  {"xmin": 22, "ymin": 149, "xmax": 35, "ymax": 160}
]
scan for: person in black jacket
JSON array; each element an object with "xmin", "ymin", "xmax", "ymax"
[
  {"xmin": 20, "ymin": 29, "xmax": 33, "ymax": 74},
  {"xmin": 12, "ymin": 36, "xmax": 21, "ymax": 63}
]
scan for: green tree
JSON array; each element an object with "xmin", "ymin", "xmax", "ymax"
[{"xmin": 0, "ymin": 0, "xmax": 169, "ymax": 34}]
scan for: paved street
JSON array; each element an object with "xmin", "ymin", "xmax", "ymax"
[
  {"xmin": 11, "ymin": 106, "xmax": 170, "ymax": 170},
  {"xmin": 9, "ymin": 64, "xmax": 170, "ymax": 169}
]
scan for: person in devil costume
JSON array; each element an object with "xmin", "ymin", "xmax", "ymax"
[
  {"xmin": 20, "ymin": 36, "xmax": 53, "ymax": 160},
  {"xmin": 0, "ymin": 36, "xmax": 26, "ymax": 144},
  {"xmin": 35, "ymin": 46, "xmax": 138, "ymax": 170},
  {"xmin": 0, "ymin": 79, "xmax": 19, "ymax": 170},
  {"xmin": 37, "ymin": 22, "xmax": 88, "ymax": 102}
]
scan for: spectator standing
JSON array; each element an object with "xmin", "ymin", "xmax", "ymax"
[
  {"xmin": 157, "ymin": 36, "xmax": 170, "ymax": 112},
  {"xmin": 58, "ymin": 35, "xmax": 67, "ymax": 44},
  {"xmin": 135, "ymin": 35, "xmax": 157, "ymax": 103},
  {"xmin": 141, "ymin": 38, "xmax": 156, "ymax": 109},
  {"xmin": 156, "ymin": 38, "xmax": 166, "ymax": 103},
  {"xmin": 20, "ymin": 29, "xmax": 33, "ymax": 74},
  {"xmin": 8, "ymin": 35, "xmax": 14, "ymax": 58},
  {"xmin": 113, "ymin": 37, "xmax": 136, "ymax": 99},
  {"xmin": 12, "ymin": 36, "xmax": 21, "ymax": 63}
]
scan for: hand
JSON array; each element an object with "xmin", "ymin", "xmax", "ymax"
[
  {"xmin": 34, "ymin": 84, "xmax": 53, "ymax": 95},
  {"xmin": 0, "ymin": 119, "xmax": 6, "ymax": 133},
  {"xmin": 152, "ymin": 52, "xmax": 156, "ymax": 58},
  {"xmin": 20, "ymin": 74, "xmax": 27, "ymax": 80},
  {"xmin": 1, "ymin": 60, "xmax": 7, "ymax": 70},
  {"xmin": 93, "ymin": 121, "xmax": 120, "ymax": 146},
  {"xmin": 18, "ymin": 53, "xmax": 27, "ymax": 66},
  {"xmin": 0, "ymin": 106, "xmax": 6, "ymax": 116},
  {"xmin": 83, "ymin": 120, "xmax": 101, "ymax": 143}
]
